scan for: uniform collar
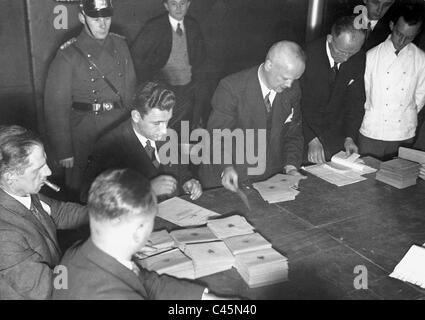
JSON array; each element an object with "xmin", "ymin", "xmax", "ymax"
[{"xmin": 77, "ymin": 29, "xmax": 112, "ymax": 59}]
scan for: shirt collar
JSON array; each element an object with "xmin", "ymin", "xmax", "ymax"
[
  {"xmin": 132, "ymin": 126, "xmax": 157, "ymax": 150},
  {"xmin": 326, "ymin": 40, "xmax": 341, "ymax": 69},
  {"xmin": 2, "ymin": 188, "xmax": 31, "ymax": 210},
  {"xmin": 115, "ymin": 257, "xmax": 133, "ymax": 271},
  {"xmin": 257, "ymin": 64, "xmax": 277, "ymax": 101},
  {"xmin": 364, "ymin": 16, "xmax": 379, "ymax": 30},
  {"xmin": 168, "ymin": 15, "xmax": 184, "ymax": 32},
  {"xmin": 383, "ymin": 34, "xmax": 413, "ymax": 56}
]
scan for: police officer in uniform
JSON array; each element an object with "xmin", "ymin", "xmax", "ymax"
[{"xmin": 44, "ymin": 0, "xmax": 136, "ymax": 196}]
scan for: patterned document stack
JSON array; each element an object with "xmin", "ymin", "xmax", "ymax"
[
  {"xmin": 134, "ymin": 230, "xmax": 176, "ymax": 259},
  {"xmin": 252, "ymin": 174, "xmax": 301, "ymax": 203},
  {"xmin": 376, "ymin": 158, "xmax": 421, "ymax": 189},
  {"xmin": 170, "ymin": 227, "xmax": 219, "ymax": 251}
]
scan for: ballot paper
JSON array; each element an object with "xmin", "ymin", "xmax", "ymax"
[
  {"xmin": 223, "ymin": 233, "xmax": 272, "ymax": 255},
  {"xmin": 207, "ymin": 215, "xmax": 255, "ymax": 239},
  {"xmin": 157, "ymin": 197, "xmax": 221, "ymax": 227},
  {"xmin": 330, "ymin": 151, "xmax": 377, "ymax": 174},
  {"xmin": 134, "ymin": 230, "xmax": 176, "ymax": 259},
  {"xmin": 184, "ymin": 241, "xmax": 235, "ymax": 278},
  {"xmin": 252, "ymin": 174, "xmax": 301, "ymax": 203},
  {"xmin": 389, "ymin": 244, "xmax": 425, "ymax": 289},
  {"xmin": 138, "ymin": 248, "xmax": 195, "ymax": 280},
  {"xmin": 170, "ymin": 227, "xmax": 219, "ymax": 250},
  {"xmin": 234, "ymin": 248, "xmax": 288, "ymax": 288},
  {"xmin": 302, "ymin": 163, "xmax": 367, "ymax": 187}
]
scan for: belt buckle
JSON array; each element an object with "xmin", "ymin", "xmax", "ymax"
[
  {"xmin": 93, "ymin": 103, "xmax": 101, "ymax": 114},
  {"xmin": 103, "ymin": 102, "xmax": 113, "ymax": 111}
]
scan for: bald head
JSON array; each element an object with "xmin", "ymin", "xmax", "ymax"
[{"xmin": 262, "ymin": 41, "xmax": 306, "ymax": 92}]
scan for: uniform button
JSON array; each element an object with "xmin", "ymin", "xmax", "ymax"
[
  {"xmin": 117, "ymin": 61, "xmax": 120, "ymax": 65},
  {"xmin": 386, "ymin": 88, "xmax": 389, "ymax": 90},
  {"xmin": 87, "ymin": 54, "xmax": 92, "ymax": 58},
  {"xmin": 91, "ymin": 78, "xmax": 96, "ymax": 82},
  {"xmin": 386, "ymin": 104, "xmax": 388, "ymax": 106},
  {"xmin": 92, "ymin": 90, "xmax": 97, "ymax": 94},
  {"xmin": 94, "ymin": 99, "xmax": 98, "ymax": 103},
  {"xmin": 118, "ymin": 72, "xmax": 123, "ymax": 77},
  {"xmin": 89, "ymin": 66, "xmax": 94, "ymax": 71},
  {"xmin": 401, "ymin": 88, "xmax": 404, "ymax": 91}
]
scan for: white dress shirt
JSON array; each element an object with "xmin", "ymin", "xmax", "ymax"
[
  {"xmin": 3, "ymin": 189, "xmax": 51, "ymax": 215},
  {"xmin": 168, "ymin": 15, "xmax": 185, "ymax": 33},
  {"xmin": 360, "ymin": 36, "xmax": 425, "ymax": 141},
  {"xmin": 133, "ymin": 127, "xmax": 160, "ymax": 163},
  {"xmin": 258, "ymin": 64, "xmax": 276, "ymax": 105}
]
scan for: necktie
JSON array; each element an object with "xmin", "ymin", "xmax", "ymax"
[
  {"xmin": 30, "ymin": 194, "xmax": 49, "ymax": 224},
  {"xmin": 330, "ymin": 61, "xmax": 339, "ymax": 85},
  {"xmin": 145, "ymin": 140, "xmax": 160, "ymax": 169},
  {"xmin": 395, "ymin": 50, "xmax": 400, "ymax": 56},
  {"xmin": 176, "ymin": 23, "xmax": 183, "ymax": 37},
  {"xmin": 264, "ymin": 91, "xmax": 273, "ymax": 131},
  {"xmin": 366, "ymin": 21, "xmax": 372, "ymax": 39},
  {"xmin": 131, "ymin": 261, "xmax": 140, "ymax": 276}
]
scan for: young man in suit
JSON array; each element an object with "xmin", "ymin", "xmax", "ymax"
[
  {"xmin": 53, "ymin": 169, "xmax": 225, "ymax": 300},
  {"xmin": 200, "ymin": 41, "xmax": 306, "ymax": 192},
  {"xmin": 359, "ymin": 3, "xmax": 425, "ymax": 161},
  {"xmin": 44, "ymin": 0, "xmax": 136, "ymax": 196},
  {"xmin": 82, "ymin": 82, "xmax": 202, "ymax": 202},
  {"xmin": 361, "ymin": 0, "xmax": 396, "ymax": 51},
  {"xmin": 0, "ymin": 125, "xmax": 87, "ymax": 299},
  {"xmin": 131, "ymin": 0, "xmax": 206, "ymax": 129},
  {"xmin": 301, "ymin": 15, "xmax": 366, "ymax": 164}
]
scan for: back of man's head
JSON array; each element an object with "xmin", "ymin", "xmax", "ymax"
[
  {"xmin": 391, "ymin": 2, "xmax": 425, "ymax": 28},
  {"xmin": 331, "ymin": 15, "xmax": 366, "ymax": 41},
  {"xmin": 88, "ymin": 168, "xmax": 156, "ymax": 223},
  {"xmin": 0, "ymin": 125, "xmax": 42, "ymax": 179},
  {"xmin": 132, "ymin": 81, "xmax": 175, "ymax": 118}
]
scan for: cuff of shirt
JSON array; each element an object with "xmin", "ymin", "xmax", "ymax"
[
  {"xmin": 201, "ymin": 288, "xmax": 209, "ymax": 300},
  {"xmin": 284, "ymin": 165, "xmax": 297, "ymax": 173}
]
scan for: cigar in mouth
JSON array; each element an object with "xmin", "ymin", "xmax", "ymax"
[{"xmin": 44, "ymin": 180, "xmax": 61, "ymax": 192}]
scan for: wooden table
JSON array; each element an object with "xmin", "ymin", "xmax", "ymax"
[{"xmin": 154, "ymin": 161, "xmax": 425, "ymax": 300}]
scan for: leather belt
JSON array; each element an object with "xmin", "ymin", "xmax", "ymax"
[{"xmin": 72, "ymin": 102, "xmax": 118, "ymax": 113}]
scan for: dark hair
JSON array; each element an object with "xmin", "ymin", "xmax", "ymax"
[
  {"xmin": 391, "ymin": 3, "xmax": 424, "ymax": 27},
  {"xmin": 331, "ymin": 15, "xmax": 366, "ymax": 38},
  {"xmin": 88, "ymin": 169, "xmax": 156, "ymax": 221},
  {"xmin": 132, "ymin": 81, "xmax": 175, "ymax": 117},
  {"xmin": 0, "ymin": 125, "xmax": 43, "ymax": 177}
]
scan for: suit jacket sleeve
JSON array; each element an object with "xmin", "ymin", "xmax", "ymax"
[
  {"xmin": 282, "ymin": 82, "xmax": 304, "ymax": 168},
  {"xmin": 188, "ymin": 19, "xmax": 206, "ymax": 81},
  {"xmin": 121, "ymin": 40, "xmax": 137, "ymax": 110},
  {"xmin": 0, "ymin": 230, "xmax": 54, "ymax": 299},
  {"xmin": 44, "ymin": 50, "xmax": 74, "ymax": 161},
  {"xmin": 139, "ymin": 267, "xmax": 205, "ymax": 300},
  {"xmin": 41, "ymin": 196, "xmax": 88, "ymax": 230}
]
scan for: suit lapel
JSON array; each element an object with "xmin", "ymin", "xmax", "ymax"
[
  {"xmin": 82, "ymin": 239, "xmax": 149, "ymax": 298},
  {"xmin": 246, "ymin": 67, "xmax": 267, "ymax": 129},
  {"xmin": 0, "ymin": 189, "xmax": 61, "ymax": 259}
]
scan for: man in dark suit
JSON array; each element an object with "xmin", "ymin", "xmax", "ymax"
[
  {"xmin": 0, "ymin": 125, "xmax": 87, "ymax": 299},
  {"xmin": 82, "ymin": 82, "xmax": 202, "ymax": 202},
  {"xmin": 131, "ymin": 0, "xmax": 206, "ymax": 129},
  {"xmin": 361, "ymin": 0, "xmax": 396, "ymax": 51},
  {"xmin": 414, "ymin": 121, "xmax": 425, "ymax": 179},
  {"xmin": 53, "ymin": 169, "xmax": 226, "ymax": 299},
  {"xmin": 200, "ymin": 41, "xmax": 306, "ymax": 191},
  {"xmin": 301, "ymin": 15, "xmax": 367, "ymax": 164}
]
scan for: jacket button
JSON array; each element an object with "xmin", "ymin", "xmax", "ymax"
[
  {"xmin": 91, "ymin": 78, "xmax": 96, "ymax": 82},
  {"xmin": 92, "ymin": 90, "xmax": 97, "ymax": 94},
  {"xmin": 118, "ymin": 72, "xmax": 123, "ymax": 77}
]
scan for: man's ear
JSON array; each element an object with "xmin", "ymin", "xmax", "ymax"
[
  {"xmin": 187, "ymin": 1, "xmax": 191, "ymax": 10},
  {"xmin": 78, "ymin": 12, "xmax": 86, "ymax": 25},
  {"xmin": 131, "ymin": 110, "xmax": 141, "ymax": 123},
  {"xmin": 326, "ymin": 34, "xmax": 333, "ymax": 44},
  {"xmin": 389, "ymin": 21, "xmax": 394, "ymax": 32},
  {"xmin": 2, "ymin": 172, "xmax": 14, "ymax": 186},
  {"xmin": 163, "ymin": 2, "xmax": 170, "ymax": 12}
]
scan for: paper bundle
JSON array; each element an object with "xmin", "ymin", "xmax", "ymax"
[
  {"xmin": 184, "ymin": 241, "xmax": 235, "ymax": 278},
  {"xmin": 223, "ymin": 233, "xmax": 272, "ymax": 255},
  {"xmin": 207, "ymin": 215, "xmax": 255, "ymax": 239},
  {"xmin": 252, "ymin": 174, "xmax": 301, "ymax": 203},
  {"xmin": 331, "ymin": 151, "xmax": 377, "ymax": 174},
  {"xmin": 376, "ymin": 158, "xmax": 420, "ymax": 189},
  {"xmin": 234, "ymin": 248, "xmax": 288, "ymax": 288},
  {"xmin": 170, "ymin": 227, "xmax": 219, "ymax": 250},
  {"xmin": 389, "ymin": 244, "xmax": 425, "ymax": 289},
  {"xmin": 134, "ymin": 230, "xmax": 175, "ymax": 259},
  {"xmin": 138, "ymin": 248, "xmax": 195, "ymax": 279}
]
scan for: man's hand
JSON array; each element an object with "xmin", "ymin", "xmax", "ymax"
[
  {"xmin": 221, "ymin": 166, "xmax": 239, "ymax": 192},
  {"xmin": 59, "ymin": 157, "xmax": 74, "ymax": 168},
  {"xmin": 308, "ymin": 138, "xmax": 326, "ymax": 164},
  {"xmin": 285, "ymin": 166, "xmax": 307, "ymax": 188},
  {"xmin": 344, "ymin": 137, "xmax": 359, "ymax": 156},
  {"xmin": 420, "ymin": 164, "xmax": 425, "ymax": 180},
  {"xmin": 151, "ymin": 175, "xmax": 177, "ymax": 196},
  {"xmin": 183, "ymin": 179, "xmax": 203, "ymax": 200}
]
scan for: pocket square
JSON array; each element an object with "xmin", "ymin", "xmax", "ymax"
[
  {"xmin": 284, "ymin": 108, "xmax": 294, "ymax": 124},
  {"xmin": 348, "ymin": 79, "xmax": 355, "ymax": 86}
]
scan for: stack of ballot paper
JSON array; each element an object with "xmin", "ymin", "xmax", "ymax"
[
  {"xmin": 207, "ymin": 215, "xmax": 255, "ymax": 239},
  {"xmin": 389, "ymin": 244, "xmax": 425, "ymax": 289},
  {"xmin": 376, "ymin": 158, "xmax": 421, "ymax": 189},
  {"xmin": 134, "ymin": 230, "xmax": 175, "ymax": 259},
  {"xmin": 223, "ymin": 233, "xmax": 272, "ymax": 255},
  {"xmin": 170, "ymin": 227, "xmax": 219, "ymax": 250},
  {"xmin": 138, "ymin": 248, "xmax": 195, "ymax": 279},
  {"xmin": 184, "ymin": 241, "xmax": 235, "ymax": 278},
  {"xmin": 157, "ymin": 197, "xmax": 221, "ymax": 227},
  {"xmin": 330, "ymin": 151, "xmax": 377, "ymax": 174},
  {"xmin": 252, "ymin": 174, "xmax": 300, "ymax": 203},
  {"xmin": 234, "ymin": 248, "xmax": 288, "ymax": 288}
]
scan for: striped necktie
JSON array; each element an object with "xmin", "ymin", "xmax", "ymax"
[{"xmin": 145, "ymin": 140, "xmax": 160, "ymax": 169}]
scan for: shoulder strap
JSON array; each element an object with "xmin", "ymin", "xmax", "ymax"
[{"xmin": 71, "ymin": 43, "xmax": 124, "ymax": 108}]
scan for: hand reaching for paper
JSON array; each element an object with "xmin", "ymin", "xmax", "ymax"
[
  {"xmin": 151, "ymin": 175, "xmax": 177, "ymax": 196},
  {"xmin": 344, "ymin": 137, "xmax": 359, "ymax": 156},
  {"xmin": 308, "ymin": 137, "xmax": 326, "ymax": 164},
  {"xmin": 221, "ymin": 166, "xmax": 239, "ymax": 192},
  {"xmin": 183, "ymin": 179, "xmax": 203, "ymax": 200}
]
